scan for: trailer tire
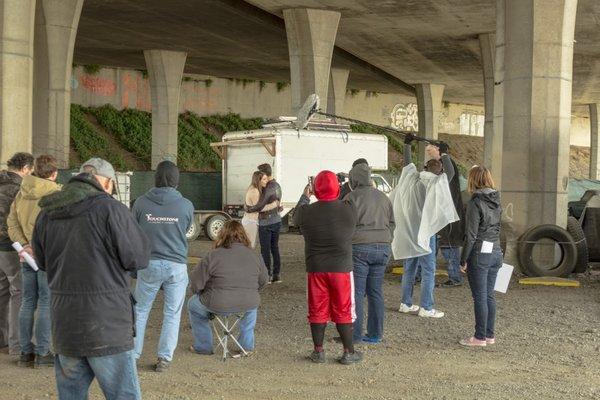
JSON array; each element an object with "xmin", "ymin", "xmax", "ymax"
[
  {"xmin": 186, "ymin": 215, "xmax": 201, "ymax": 242},
  {"xmin": 566, "ymin": 216, "xmax": 589, "ymax": 273},
  {"xmin": 517, "ymin": 224, "xmax": 577, "ymax": 277},
  {"xmin": 205, "ymin": 214, "xmax": 229, "ymax": 241}
]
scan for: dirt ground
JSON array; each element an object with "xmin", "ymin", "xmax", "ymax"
[{"xmin": 1, "ymin": 234, "xmax": 599, "ymax": 400}]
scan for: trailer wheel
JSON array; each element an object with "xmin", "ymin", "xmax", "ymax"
[
  {"xmin": 186, "ymin": 216, "xmax": 202, "ymax": 242},
  {"xmin": 205, "ymin": 214, "xmax": 228, "ymax": 241},
  {"xmin": 566, "ymin": 216, "xmax": 589, "ymax": 273},
  {"xmin": 517, "ymin": 224, "xmax": 577, "ymax": 277}
]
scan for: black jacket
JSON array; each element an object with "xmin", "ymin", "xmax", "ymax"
[
  {"xmin": 294, "ymin": 195, "xmax": 357, "ymax": 273},
  {"xmin": 32, "ymin": 173, "xmax": 150, "ymax": 357},
  {"xmin": 460, "ymin": 189, "xmax": 502, "ymax": 265},
  {"xmin": 438, "ymin": 157, "xmax": 465, "ymax": 248},
  {"xmin": 0, "ymin": 171, "xmax": 22, "ymax": 251},
  {"xmin": 246, "ymin": 179, "xmax": 282, "ymax": 224}
]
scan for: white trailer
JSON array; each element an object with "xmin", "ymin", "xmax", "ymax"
[{"xmin": 211, "ymin": 127, "xmax": 388, "ymax": 223}]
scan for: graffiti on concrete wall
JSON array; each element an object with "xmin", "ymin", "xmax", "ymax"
[
  {"xmin": 390, "ymin": 103, "xmax": 418, "ymax": 131},
  {"xmin": 459, "ymin": 111, "xmax": 484, "ymax": 136},
  {"xmin": 79, "ymin": 75, "xmax": 117, "ymax": 96}
]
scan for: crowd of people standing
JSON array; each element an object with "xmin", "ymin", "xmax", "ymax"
[{"xmin": 0, "ymin": 141, "xmax": 503, "ymax": 399}]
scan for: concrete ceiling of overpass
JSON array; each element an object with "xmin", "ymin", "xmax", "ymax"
[{"xmin": 75, "ymin": 0, "xmax": 600, "ymax": 113}]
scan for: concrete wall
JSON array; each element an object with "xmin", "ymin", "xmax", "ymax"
[{"xmin": 70, "ymin": 66, "xmax": 591, "ymax": 146}]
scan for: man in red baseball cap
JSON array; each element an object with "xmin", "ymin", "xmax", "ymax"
[{"xmin": 294, "ymin": 170, "xmax": 362, "ymax": 365}]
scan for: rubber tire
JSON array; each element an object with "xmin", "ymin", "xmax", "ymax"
[
  {"xmin": 186, "ymin": 215, "xmax": 201, "ymax": 242},
  {"xmin": 566, "ymin": 216, "xmax": 589, "ymax": 273},
  {"xmin": 517, "ymin": 224, "xmax": 577, "ymax": 277},
  {"xmin": 204, "ymin": 214, "xmax": 229, "ymax": 241}
]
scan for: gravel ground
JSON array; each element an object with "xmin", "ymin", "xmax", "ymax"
[{"xmin": 1, "ymin": 234, "xmax": 599, "ymax": 399}]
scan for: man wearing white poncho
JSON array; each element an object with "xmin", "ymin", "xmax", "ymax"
[{"xmin": 390, "ymin": 135, "xmax": 459, "ymax": 318}]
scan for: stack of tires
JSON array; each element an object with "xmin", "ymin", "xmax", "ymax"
[{"xmin": 517, "ymin": 217, "xmax": 589, "ymax": 277}]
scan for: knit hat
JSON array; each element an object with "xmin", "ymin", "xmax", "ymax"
[
  {"xmin": 155, "ymin": 160, "xmax": 180, "ymax": 188},
  {"xmin": 314, "ymin": 170, "xmax": 340, "ymax": 202}
]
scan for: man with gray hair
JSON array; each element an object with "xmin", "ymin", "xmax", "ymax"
[{"xmin": 32, "ymin": 158, "xmax": 150, "ymax": 400}]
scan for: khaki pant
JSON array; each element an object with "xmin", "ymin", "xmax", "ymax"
[{"xmin": 0, "ymin": 250, "xmax": 21, "ymax": 355}]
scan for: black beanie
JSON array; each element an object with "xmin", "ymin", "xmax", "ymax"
[
  {"xmin": 155, "ymin": 161, "xmax": 180, "ymax": 188},
  {"xmin": 352, "ymin": 158, "xmax": 368, "ymax": 168}
]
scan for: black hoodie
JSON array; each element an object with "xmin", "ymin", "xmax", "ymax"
[
  {"xmin": 460, "ymin": 188, "xmax": 502, "ymax": 265},
  {"xmin": 32, "ymin": 173, "xmax": 150, "ymax": 357},
  {"xmin": 0, "ymin": 171, "xmax": 22, "ymax": 251}
]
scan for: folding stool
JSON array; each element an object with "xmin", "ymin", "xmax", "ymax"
[{"xmin": 209, "ymin": 313, "xmax": 249, "ymax": 361}]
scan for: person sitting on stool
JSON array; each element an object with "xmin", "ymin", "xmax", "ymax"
[{"xmin": 187, "ymin": 220, "xmax": 269, "ymax": 355}]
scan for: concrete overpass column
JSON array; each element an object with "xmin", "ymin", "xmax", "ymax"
[
  {"xmin": 415, "ymin": 83, "xmax": 445, "ymax": 165},
  {"xmin": 144, "ymin": 50, "xmax": 187, "ymax": 169},
  {"xmin": 479, "ymin": 33, "xmax": 496, "ymax": 170},
  {"xmin": 492, "ymin": 1, "xmax": 506, "ymax": 184},
  {"xmin": 589, "ymin": 103, "xmax": 600, "ymax": 180},
  {"xmin": 326, "ymin": 68, "xmax": 349, "ymax": 115},
  {"xmin": 0, "ymin": 0, "xmax": 36, "ymax": 167},
  {"xmin": 33, "ymin": 0, "xmax": 84, "ymax": 168},
  {"xmin": 283, "ymin": 8, "xmax": 340, "ymax": 114},
  {"xmin": 501, "ymin": 0, "xmax": 577, "ymax": 236}
]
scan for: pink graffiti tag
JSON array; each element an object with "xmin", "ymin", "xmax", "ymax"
[{"xmin": 80, "ymin": 75, "xmax": 117, "ymax": 96}]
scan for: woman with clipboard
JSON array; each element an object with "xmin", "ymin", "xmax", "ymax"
[{"xmin": 459, "ymin": 166, "xmax": 503, "ymax": 347}]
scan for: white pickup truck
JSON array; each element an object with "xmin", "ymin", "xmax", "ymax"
[{"xmin": 186, "ymin": 121, "xmax": 390, "ymax": 240}]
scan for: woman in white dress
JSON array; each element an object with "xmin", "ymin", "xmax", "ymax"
[{"xmin": 242, "ymin": 171, "xmax": 279, "ymax": 248}]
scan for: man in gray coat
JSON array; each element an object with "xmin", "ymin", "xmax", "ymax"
[{"xmin": 344, "ymin": 163, "xmax": 395, "ymax": 343}]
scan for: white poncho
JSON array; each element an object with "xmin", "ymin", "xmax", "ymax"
[{"xmin": 390, "ymin": 163, "xmax": 459, "ymax": 260}]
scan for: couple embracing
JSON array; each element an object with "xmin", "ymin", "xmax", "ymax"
[{"xmin": 242, "ymin": 163, "xmax": 283, "ymax": 284}]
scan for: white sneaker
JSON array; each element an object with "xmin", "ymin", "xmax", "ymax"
[
  {"xmin": 398, "ymin": 303, "xmax": 420, "ymax": 313},
  {"xmin": 418, "ymin": 308, "xmax": 445, "ymax": 318}
]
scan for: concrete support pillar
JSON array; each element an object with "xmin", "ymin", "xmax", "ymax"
[
  {"xmin": 500, "ymin": 0, "xmax": 577, "ymax": 238},
  {"xmin": 283, "ymin": 8, "xmax": 340, "ymax": 114},
  {"xmin": 589, "ymin": 104, "xmax": 599, "ymax": 180},
  {"xmin": 0, "ymin": 0, "xmax": 36, "ymax": 167},
  {"xmin": 144, "ymin": 50, "xmax": 187, "ymax": 169},
  {"xmin": 415, "ymin": 83, "xmax": 445, "ymax": 165},
  {"xmin": 479, "ymin": 33, "xmax": 496, "ymax": 170},
  {"xmin": 33, "ymin": 0, "xmax": 84, "ymax": 168},
  {"xmin": 326, "ymin": 68, "xmax": 349, "ymax": 115},
  {"xmin": 492, "ymin": 1, "xmax": 506, "ymax": 184}
]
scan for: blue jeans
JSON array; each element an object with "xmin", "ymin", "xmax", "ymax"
[
  {"xmin": 352, "ymin": 243, "xmax": 391, "ymax": 341},
  {"xmin": 258, "ymin": 222, "xmax": 281, "ymax": 276},
  {"xmin": 467, "ymin": 249, "xmax": 502, "ymax": 340},
  {"xmin": 187, "ymin": 295, "xmax": 257, "ymax": 353},
  {"xmin": 401, "ymin": 236, "xmax": 437, "ymax": 311},
  {"xmin": 19, "ymin": 264, "xmax": 51, "ymax": 355},
  {"xmin": 441, "ymin": 246, "xmax": 463, "ymax": 283},
  {"xmin": 55, "ymin": 350, "xmax": 140, "ymax": 400},
  {"xmin": 134, "ymin": 260, "xmax": 188, "ymax": 362}
]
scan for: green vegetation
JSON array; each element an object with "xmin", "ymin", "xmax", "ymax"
[
  {"xmin": 70, "ymin": 105, "xmax": 125, "ymax": 170},
  {"xmin": 276, "ymin": 81, "xmax": 289, "ymax": 92},
  {"xmin": 82, "ymin": 64, "xmax": 102, "ymax": 75},
  {"xmin": 70, "ymin": 105, "xmax": 264, "ymax": 171},
  {"xmin": 89, "ymin": 105, "xmax": 152, "ymax": 165}
]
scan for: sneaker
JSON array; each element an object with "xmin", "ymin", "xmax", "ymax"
[
  {"xmin": 361, "ymin": 336, "xmax": 382, "ymax": 344},
  {"xmin": 459, "ymin": 337, "xmax": 487, "ymax": 347},
  {"xmin": 189, "ymin": 346, "xmax": 213, "ymax": 355},
  {"xmin": 155, "ymin": 358, "xmax": 170, "ymax": 372},
  {"xmin": 18, "ymin": 353, "xmax": 34, "ymax": 368},
  {"xmin": 398, "ymin": 303, "xmax": 420, "ymax": 314},
  {"xmin": 309, "ymin": 350, "xmax": 325, "ymax": 363},
  {"xmin": 439, "ymin": 279, "xmax": 462, "ymax": 288},
  {"xmin": 34, "ymin": 352, "xmax": 54, "ymax": 368},
  {"xmin": 231, "ymin": 350, "xmax": 254, "ymax": 359},
  {"xmin": 338, "ymin": 350, "xmax": 363, "ymax": 365},
  {"xmin": 267, "ymin": 275, "xmax": 273, "ymax": 285},
  {"xmin": 271, "ymin": 275, "xmax": 282, "ymax": 284},
  {"xmin": 486, "ymin": 337, "xmax": 496, "ymax": 345},
  {"xmin": 418, "ymin": 308, "xmax": 445, "ymax": 318}
]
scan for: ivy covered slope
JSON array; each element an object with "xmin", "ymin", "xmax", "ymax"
[{"xmin": 69, "ymin": 104, "xmax": 262, "ymax": 171}]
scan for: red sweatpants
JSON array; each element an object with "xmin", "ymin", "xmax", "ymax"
[{"xmin": 306, "ymin": 272, "xmax": 355, "ymax": 324}]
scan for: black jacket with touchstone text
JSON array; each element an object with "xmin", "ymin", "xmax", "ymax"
[{"xmin": 32, "ymin": 173, "xmax": 150, "ymax": 357}]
